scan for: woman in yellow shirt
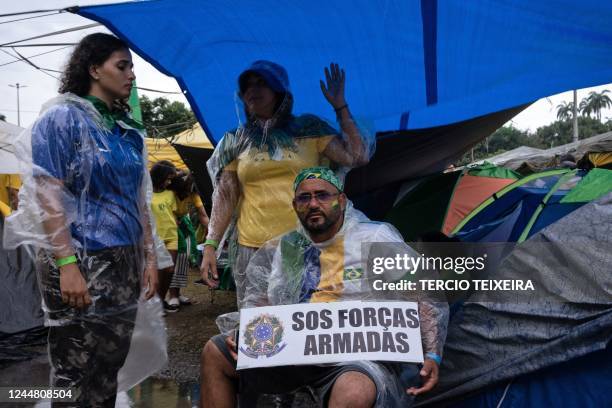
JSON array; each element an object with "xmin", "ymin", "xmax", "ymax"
[
  {"xmin": 200, "ymin": 61, "xmax": 374, "ymax": 307},
  {"xmin": 150, "ymin": 160, "xmax": 179, "ymax": 313}
]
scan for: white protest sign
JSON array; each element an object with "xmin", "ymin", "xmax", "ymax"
[{"xmin": 237, "ymin": 301, "xmax": 423, "ymax": 370}]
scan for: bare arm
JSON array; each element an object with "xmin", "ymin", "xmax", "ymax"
[
  {"xmin": 419, "ymin": 300, "xmax": 448, "ymax": 357},
  {"xmin": 140, "ymin": 201, "xmax": 159, "ymax": 299},
  {"xmin": 36, "ymin": 176, "xmax": 76, "ymax": 259},
  {"xmin": 320, "ymin": 63, "xmax": 370, "ymax": 167},
  {"xmin": 322, "ymin": 115, "xmax": 368, "ymax": 167},
  {"xmin": 407, "ymin": 299, "xmax": 448, "ymax": 396},
  {"xmin": 207, "ymin": 170, "xmax": 240, "ymax": 241},
  {"xmin": 197, "ymin": 205, "xmax": 210, "ymax": 228},
  {"xmin": 200, "ymin": 169, "xmax": 240, "ymax": 287},
  {"xmin": 35, "ymin": 176, "xmax": 91, "ymax": 308},
  {"xmin": 8, "ymin": 187, "xmax": 19, "ymax": 211}
]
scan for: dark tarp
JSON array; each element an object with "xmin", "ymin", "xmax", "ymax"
[
  {"xmin": 449, "ymin": 343, "xmax": 612, "ymax": 408},
  {"xmin": 344, "ymin": 106, "xmax": 526, "ymax": 196},
  {"xmin": 0, "ymin": 216, "xmax": 46, "ymax": 364},
  {"xmin": 0, "ymin": 217, "xmax": 42, "ymax": 334},
  {"xmin": 172, "ymin": 143, "xmax": 214, "ymax": 214},
  {"xmin": 417, "ymin": 192, "xmax": 612, "ymax": 406}
]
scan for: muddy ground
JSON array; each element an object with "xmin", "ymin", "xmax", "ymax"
[
  {"xmin": 1, "ymin": 268, "xmax": 315, "ymax": 407},
  {"xmin": 157, "ymin": 267, "xmax": 237, "ymax": 383}
]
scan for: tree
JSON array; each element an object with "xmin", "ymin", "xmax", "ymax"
[
  {"xmin": 556, "ymin": 101, "xmax": 575, "ymax": 121},
  {"xmin": 0, "ymin": 113, "xmax": 5, "ymax": 121},
  {"xmin": 580, "ymin": 90, "xmax": 612, "ymax": 121},
  {"xmin": 456, "ymin": 125, "xmax": 532, "ymax": 165},
  {"xmin": 140, "ymin": 95, "xmax": 196, "ymax": 138},
  {"xmin": 455, "ymin": 118, "xmax": 612, "ymax": 166},
  {"xmin": 533, "ymin": 116, "xmax": 610, "ymax": 147}
]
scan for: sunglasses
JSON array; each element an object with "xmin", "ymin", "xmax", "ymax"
[{"xmin": 295, "ymin": 191, "xmax": 339, "ymax": 206}]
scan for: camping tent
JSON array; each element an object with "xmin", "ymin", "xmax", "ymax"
[
  {"xmin": 453, "ymin": 168, "xmax": 612, "ymax": 243},
  {"xmin": 385, "ymin": 163, "xmax": 521, "ymax": 241},
  {"xmin": 145, "ymin": 122, "xmax": 213, "ymax": 170},
  {"xmin": 417, "ymin": 192, "xmax": 612, "ymax": 407},
  {"xmin": 0, "ymin": 121, "xmax": 23, "ymax": 174}
]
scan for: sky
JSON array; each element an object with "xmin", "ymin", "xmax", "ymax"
[{"xmin": 2, "ymin": 0, "xmax": 612, "ymax": 132}]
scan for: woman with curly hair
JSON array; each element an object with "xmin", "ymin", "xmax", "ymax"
[{"xmin": 9, "ymin": 32, "xmax": 159, "ymax": 406}]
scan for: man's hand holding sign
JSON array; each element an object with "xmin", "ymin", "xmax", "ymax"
[{"xmin": 201, "ymin": 168, "xmax": 448, "ymax": 407}]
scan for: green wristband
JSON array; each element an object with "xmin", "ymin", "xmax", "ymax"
[
  {"xmin": 204, "ymin": 239, "xmax": 219, "ymax": 250},
  {"xmin": 56, "ymin": 255, "xmax": 77, "ymax": 267}
]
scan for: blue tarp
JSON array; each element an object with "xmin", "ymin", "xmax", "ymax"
[{"xmin": 76, "ymin": 0, "xmax": 612, "ymax": 145}]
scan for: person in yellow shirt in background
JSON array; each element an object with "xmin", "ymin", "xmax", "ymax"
[
  {"xmin": 150, "ymin": 160, "xmax": 180, "ymax": 313},
  {"xmin": 0, "ymin": 200, "xmax": 10, "ymax": 218},
  {"xmin": 166, "ymin": 171, "xmax": 209, "ymax": 307},
  {"xmin": 0, "ymin": 174, "xmax": 21, "ymax": 211}
]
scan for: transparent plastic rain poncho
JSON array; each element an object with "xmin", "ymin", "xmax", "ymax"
[
  {"xmin": 217, "ymin": 203, "xmax": 448, "ymax": 406},
  {"xmin": 205, "ymin": 86, "xmax": 377, "ymax": 307},
  {"xmin": 3, "ymin": 93, "xmax": 167, "ymax": 400}
]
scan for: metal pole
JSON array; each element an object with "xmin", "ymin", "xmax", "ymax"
[
  {"xmin": 572, "ymin": 89, "xmax": 579, "ymax": 142},
  {"xmin": 8, "ymin": 83, "xmax": 27, "ymax": 127},
  {"xmin": 16, "ymin": 83, "xmax": 21, "ymax": 127}
]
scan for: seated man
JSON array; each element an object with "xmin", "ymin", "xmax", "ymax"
[{"xmin": 201, "ymin": 167, "xmax": 448, "ymax": 408}]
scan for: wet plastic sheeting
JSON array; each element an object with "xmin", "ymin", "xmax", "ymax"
[
  {"xmin": 0, "ymin": 217, "xmax": 43, "ymax": 335},
  {"xmin": 2, "ymin": 94, "xmax": 167, "ymax": 397},
  {"xmin": 417, "ymin": 192, "xmax": 612, "ymax": 406},
  {"xmin": 205, "ymin": 85, "xmax": 376, "ymax": 263}
]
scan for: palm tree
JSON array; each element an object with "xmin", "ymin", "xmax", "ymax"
[
  {"xmin": 580, "ymin": 90, "xmax": 612, "ymax": 121},
  {"xmin": 579, "ymin": 98, "xmax": 591, "ymax": 118},
  {"xmin": 556, "ymin": 101, "xmax": 575, "ymax": 121}
]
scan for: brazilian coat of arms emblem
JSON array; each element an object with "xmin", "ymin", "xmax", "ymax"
[{"xmin": 240, "ymin": 313, "xmax": 287, "ymax": 359}]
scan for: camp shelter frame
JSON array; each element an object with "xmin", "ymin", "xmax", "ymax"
[
  {"xmin": 442, "ymin": 163, "xmax": 521, "ymax": 235},
  {"xmin": 516, "ymin": 170, "xmax": 578, "ymax": 242},
  {"xmin": 451, "ymin": 168, "xmax": 571, "ymax": 235},
  {"xmin": 384, "ymin": 162, "xmax": 520, "ymax": 240}
]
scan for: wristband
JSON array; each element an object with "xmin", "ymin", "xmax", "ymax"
[
  {"xmin": 334, "ymin": 104, "xmax": 348, "ymax": 113},
  {"xmin": 425, "ymin": 352, "xmax": 442, "ymax": 365},
  {"xmin": 204, "ymin": 239, "xmax": 219, "ymax": 250},
  {"xmin": 56, "ymin": 255, "xmax": 77, "ymax": 268}
]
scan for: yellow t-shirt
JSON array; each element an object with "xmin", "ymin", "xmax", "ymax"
[
  {"xmin": 151, "ymin": 190, "xmax": 178, "ymax": 244},
  {"xmin": 176, "ymin": 193, "xmax": 204, "ymax": 217},
  {"xmin": 0, "ymin": 200, "xmax": 10, "ymax": 217},
  {"xmin": 310, "ymin": 235, "xmax": 345, "ymax": 303},
  {"xmin": 0, "ymin": 174, "xmax": 21, "ymax": 207},
  {"xmin": 226, "ymin": 136, "xmax": 334, "ymax": 247}
]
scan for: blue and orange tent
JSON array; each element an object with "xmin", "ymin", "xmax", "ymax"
[
  {"xmin": 385, "ymin": 163, "xmax": 521, "ymax": 241},
  {"xmin": 453, "ymin": 168, "xmax": 612, "ymax": 242}
]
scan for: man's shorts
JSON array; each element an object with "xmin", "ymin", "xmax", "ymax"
[{"xmin": 211, "ymin": 334, "xmax": 417, "ymax": 407}]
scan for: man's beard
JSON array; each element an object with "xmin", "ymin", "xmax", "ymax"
[{"xmin": 301, "ymin": 208, "xmax": 340, "ymax": 233}]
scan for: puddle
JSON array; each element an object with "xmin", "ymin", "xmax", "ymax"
[{"xmin": 123, "ymin": 378, "xmax": 199, "ymax": 408}]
